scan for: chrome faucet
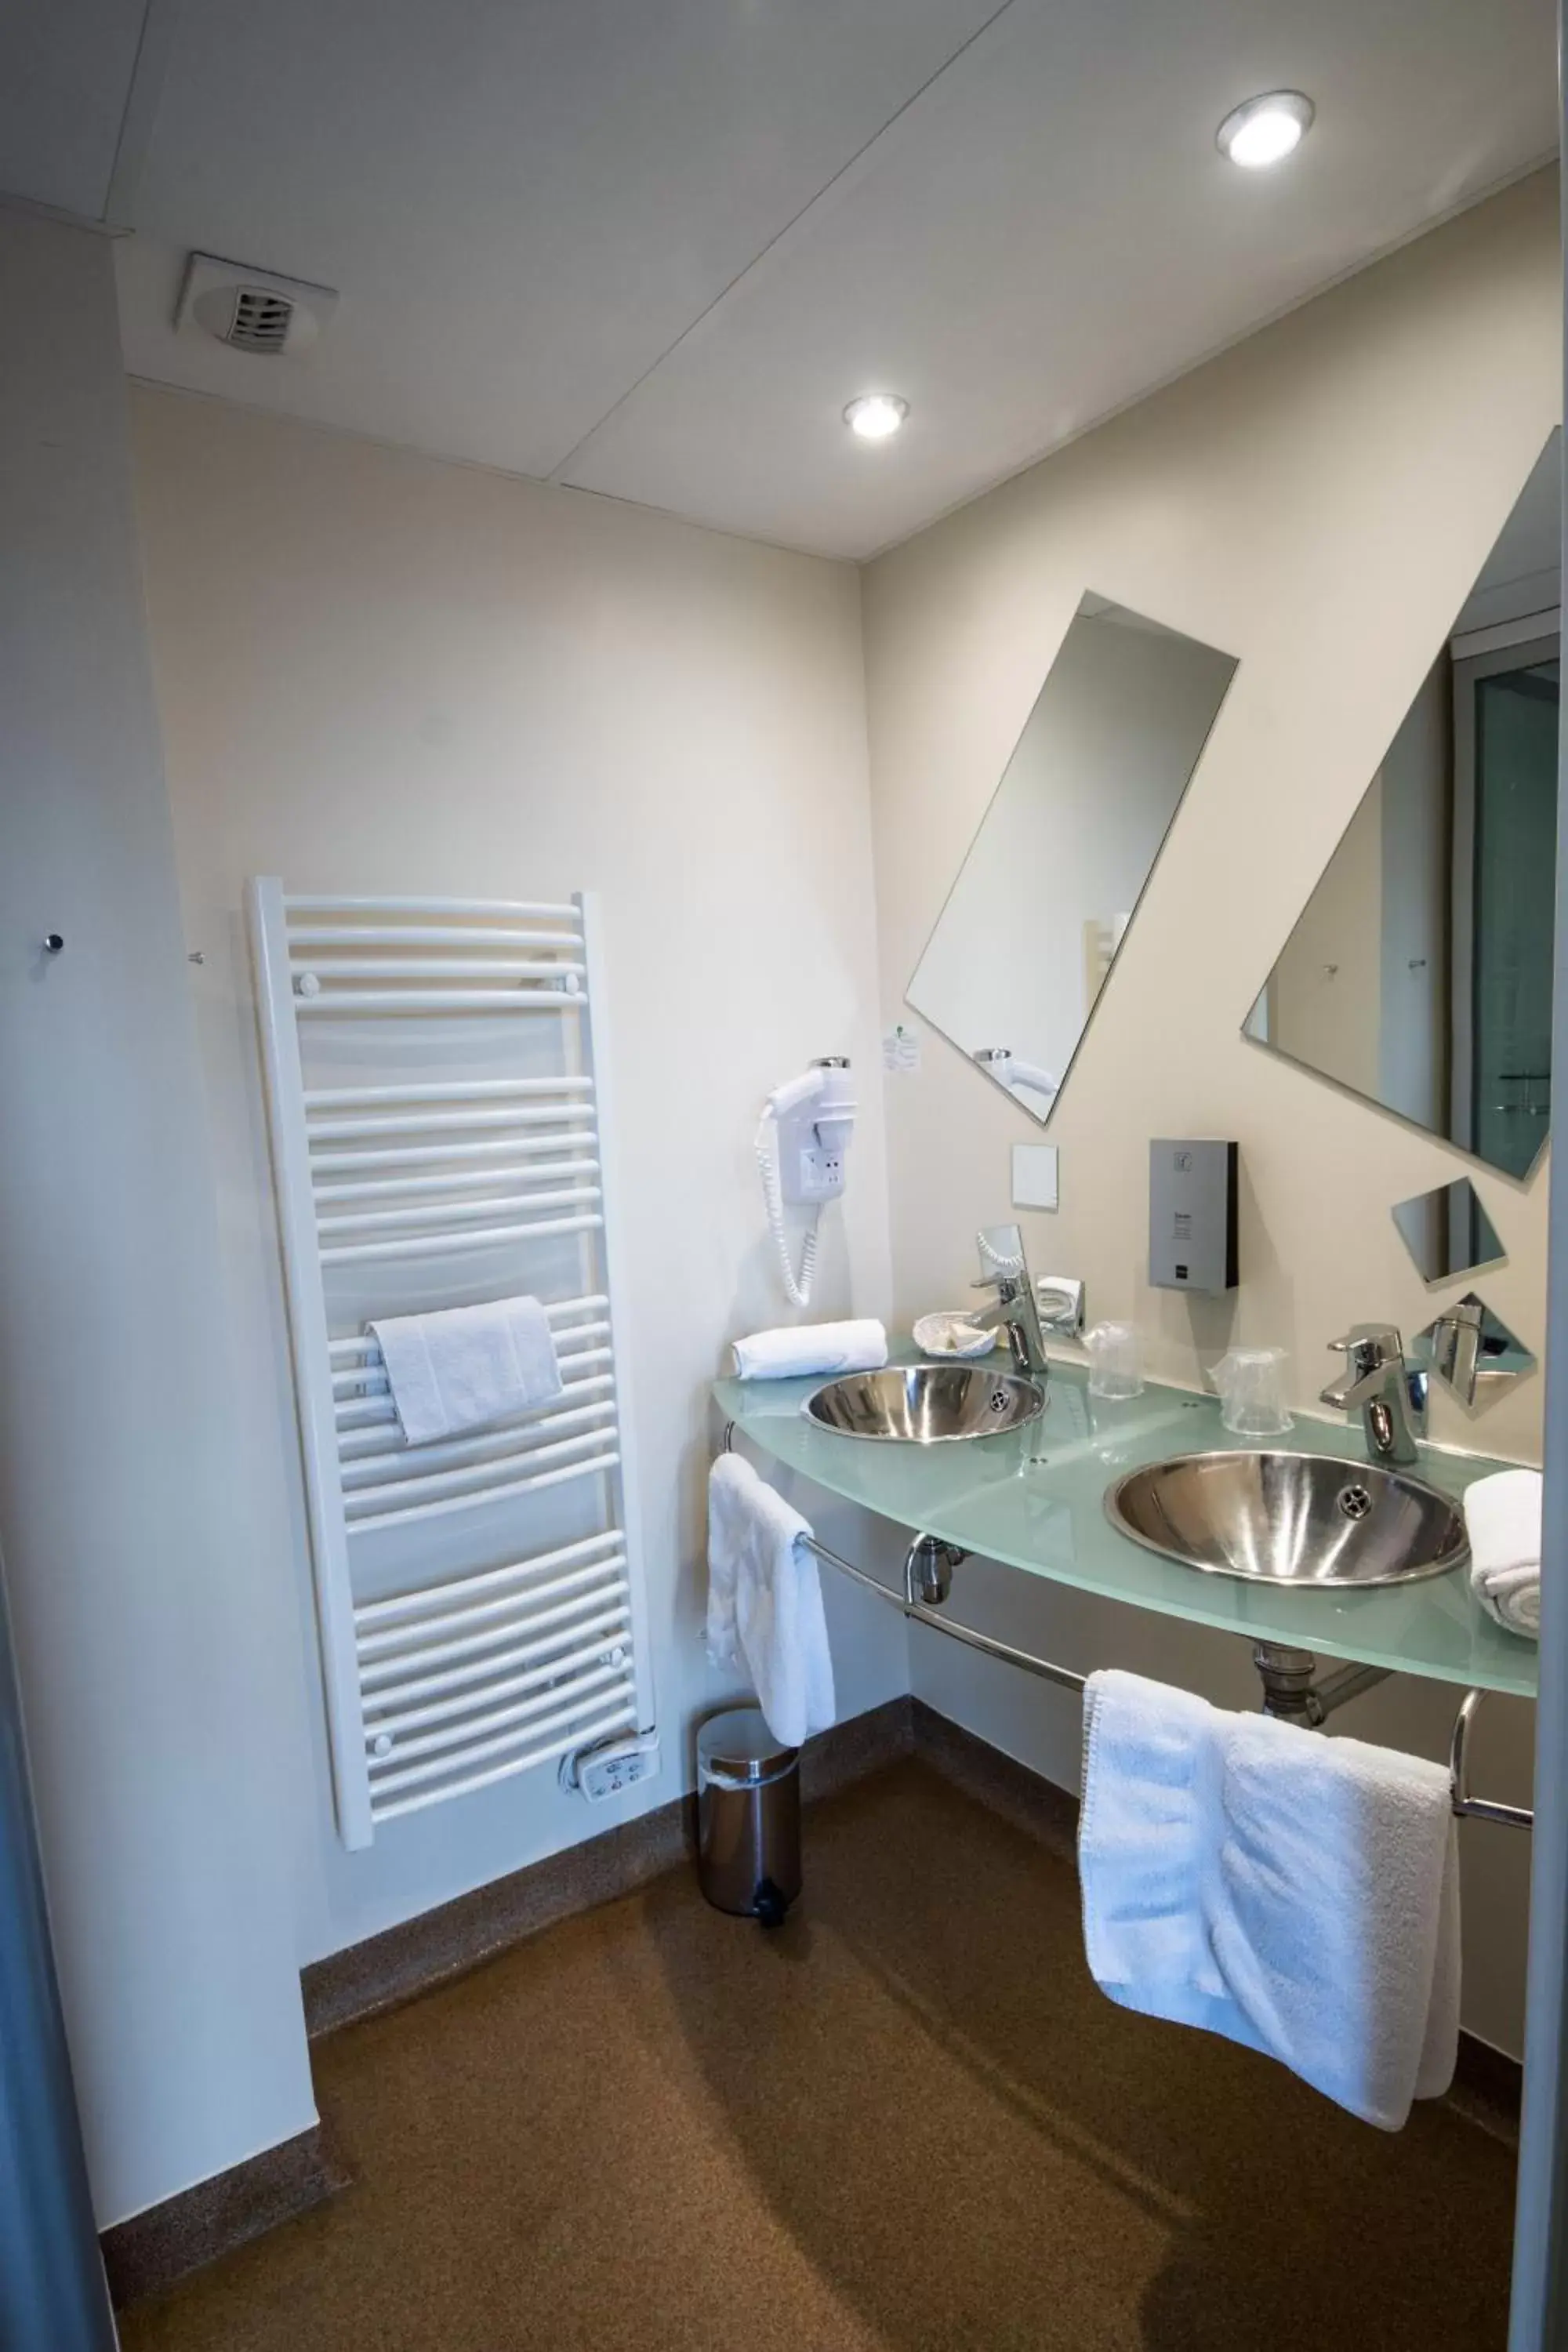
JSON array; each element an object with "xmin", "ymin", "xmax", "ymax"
[
  {"xmin": 1319, "ymin": 1324, "xmax": 1427, "ymax": 1468},
  {"xmin": 971, "ymin": 1225, "xmax": 1051, "ymax": 1379}
]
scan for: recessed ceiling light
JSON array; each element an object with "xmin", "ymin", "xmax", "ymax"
[
  {"xmin": 844, "ymin": 393, "xmax": 909, "ymax": 442},
  {"xmin": 1216, "ymin": 90, "xmax": 1314, "ymax": 169}
]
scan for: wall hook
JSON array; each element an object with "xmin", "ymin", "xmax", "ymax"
[{"xmin": 42, "ymin": 933, "xmax": 64, "ymax": 956}]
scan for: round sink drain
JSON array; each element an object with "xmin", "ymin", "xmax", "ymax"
[{"xmin": 1338, "ymin": 1483, "xmax": 1374, "ymax": 1522}]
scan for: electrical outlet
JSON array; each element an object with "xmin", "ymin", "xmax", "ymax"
[{"xmin": 794, "ymin": 1145, "xmax": 845, "ymax": 1201}]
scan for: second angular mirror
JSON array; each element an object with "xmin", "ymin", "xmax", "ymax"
[
  {"xmin": 1245, "ymin": 430, "xmax": 1560, "ymax": 1181},
  {"xmin": 908, "ymin": 594, "xmax": 1236, "ymax": 1122}
]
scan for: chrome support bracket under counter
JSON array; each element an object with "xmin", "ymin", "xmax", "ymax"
[
  {"xmin": 717, "ymin": 1422, "xmax": 1534, "ymax": 1831},
  {"xmin": 1251, "ymin": 1642, "xmax": 1393, "ymax": 1729}
]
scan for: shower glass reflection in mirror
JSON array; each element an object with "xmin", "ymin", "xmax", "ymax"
[
  {"xmin": 1245, "ymin": 430, "xmax": 1560, "ymax": 1181},
  {"xmin": 906, "ymin": 594, "xmax": 1238, "ymax": 1121},
  {"xmin": 1390, "ymin": 1177, "xmax": 1504, "ymax": 1286}
]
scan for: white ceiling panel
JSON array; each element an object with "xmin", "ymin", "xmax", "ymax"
[
  {"xmin": 107, "ymin": 0, "xmax": 1556, "ymax": 555},
  {"xmin": 0, "ymin": 0, "xmax": 148, "ymax": 217},
  {"xmin": 559, "ymin": 0, "xmax": 1559, "ymax": 554},
  {"xmin": 114, "ymin": 0, "xmax": 1003, "ymax": 479}
]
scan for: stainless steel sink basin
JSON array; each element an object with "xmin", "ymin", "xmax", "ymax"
[
  {"xmin": 1105, "ymin": 1450, "xmax": 1469, "ymax": 1587},
  {"xmin": 804, "ymin": 1363, "xmax": 1045, "ymax": 1443}
]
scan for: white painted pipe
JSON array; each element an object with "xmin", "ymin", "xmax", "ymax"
[
  {"xmin": 342, "ymin": 1416, "xmax": 618, "ymax": 1511},
  {"xmin": 285, "ymin": 895, "xmax": 579, "ymax": 920},
  {"xmin": 315, "ymin": 1184, "xmax": 600, "ymax": 1236},
  {"xmin": 354, "ymin": 1533, "xmax": 626, "ymax": 1632},
  {"xmin": 344, "ymin": 1444, "xmax": 618, "ymax": 1532},
  {"xmin": 328, "ymin": 1297, "xmax": 606, "ymax": 1356},
  {"xmin": 307, "ymin": 1131, "xmax": 597, "ymax": 1174},
  {"xmin": 369, "ymin": 1706, "xmax": 637, "ymax": 1822},
  {"xmin": 289, "ymin": 956, "xmax": 586, "ymax": 982},
  {"xmin": 368, "ymin": 1661, "xmax": 630, "ymax": 1773},
  {"xmin": 306, "ymin": 1076, "xmax": 593, "ymax": 1109},
  {"xmin": 312, "ymin": 1156, "xmax": 599, "ymax": 1203},
  {"xmin": 359, "ymin": 1568, "xmax": 632, "ymax": 1673},
  {"xmin": 294, "ymin": 986, "xmax": 585, "ymax": 1014},
  {"xmin": 319, "ymin": 1210, "xmax": 603, "ymax": 1265},
  {"xmin": 364, "ymin": 1624, "xmax": 632, "ymax": 1740},
  {"xmin": 289, "ymin": 925, "xmax": 581, "ymax": 951}
]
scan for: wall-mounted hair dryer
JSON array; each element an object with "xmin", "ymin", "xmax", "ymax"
[{"xmin": 755, "ymin": 1057, "xmax": 855, "ymax": 1308}]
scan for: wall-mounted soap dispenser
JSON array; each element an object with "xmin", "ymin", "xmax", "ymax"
[{"xmin": 1149, "ymin": 1139, "xmax": 1238, "ymax": 1294}]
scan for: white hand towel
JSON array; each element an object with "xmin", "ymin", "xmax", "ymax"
[
  {"xmin": 1079, "ymin": 1668, "xmax": 1459, "ymax": 2131},
  {"xmin": 730, "ymin": 1319, "xmax": 887, "ymax": 1382},
  {"xmin": 1464, "ymin": 1468, "xmax": 1542, "ymax": 1638},
  {"xmin": 706, "ymin": 1454, "xmax": 836, "ymax": 1748},
  {"xmin": 368, "ymin": 1295, "xmax": 562, "ymax": 1446}
]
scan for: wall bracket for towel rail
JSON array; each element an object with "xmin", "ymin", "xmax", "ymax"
[
  {"xmin": 252, "ymin": 882, "xmax": 654, "ymax": 1847},
  {"xmin": 720, "ymin": 1421, "xmax": 1533, "ymax": 1831}
]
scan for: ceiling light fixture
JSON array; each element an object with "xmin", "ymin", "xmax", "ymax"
[
  {"xmin": 1216, "ymin": 89, "xmax": 1314, "ymax": 169},
  {"xmin": 844, "ymin": 393, "xmax": 909, "ymax": 442}
]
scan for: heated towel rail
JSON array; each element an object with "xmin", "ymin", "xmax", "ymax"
[{"xmin": 251, "ymin": 884, "xmax": 652, "ymax": 1847}]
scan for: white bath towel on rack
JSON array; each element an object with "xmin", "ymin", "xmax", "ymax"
[
  {"xmin": 707, "ymin": 1454, "xmax": 836, "ymax": 1749},
  {"xmin": 1078, "ymin": 1669, "xmax": 1459, "ymax": 2131},
  {"xmin": 368, "ymin": 1294, "xmax": 563, "ymax": 1446}
]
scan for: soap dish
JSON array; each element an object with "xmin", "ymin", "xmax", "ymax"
[{"xmin": 913, "ymin": 1312, "xmax": 996, "ymax": 1360}]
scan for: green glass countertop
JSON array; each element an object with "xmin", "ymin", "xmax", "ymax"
[{"xmin": 712, "ymin": 1352, "xmax": 1538, "ymax": 1700}]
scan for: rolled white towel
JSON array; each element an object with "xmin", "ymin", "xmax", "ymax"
[
  {"xmin": 1463, "ymin": 1468, "xmax": 1542, "ymax": 1639},
  {"xmin": 731, "ymin": 1318, "xmax": 887, "ymax": 1383}
]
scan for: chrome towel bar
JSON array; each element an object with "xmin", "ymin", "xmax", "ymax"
[
  {"xmin": 804, "ymin": 1530, "xmax": 1090, "ymax": 1699},
  {"xmin": 1450, "ymin": 1689, "xmax": 1534, "ymax": 1829},
  {"xmin": 720, "ymin": 1423, "xmax": 1534, "ymax": 1831}
]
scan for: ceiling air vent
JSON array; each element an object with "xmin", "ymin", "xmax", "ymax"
[
  {"xmin": 175, "ymin": 253, "xmax": 338, "ymax": 359},
  {"xmin": 227, "ymin": 287, "xmax": 295, "ymax": 353}
]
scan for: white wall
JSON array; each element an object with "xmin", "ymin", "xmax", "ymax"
[
  {"xmin": 127, "ymin": 386, "xmax": 906, "ymax": 1966},
  {"xmin": 0, "ymin": 209, "xmax": 317, "ymax": 2224},
  {"xmin": 862, "ymin": 170, "xmax": 1559, "ymax": 2056}
]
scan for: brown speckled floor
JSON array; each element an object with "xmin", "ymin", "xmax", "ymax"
[{"xmin": 121, "ymin": 1759, "xmax": 1515, "ymax": 2352}]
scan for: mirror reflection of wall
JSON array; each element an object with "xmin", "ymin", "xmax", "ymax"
[
  {"xmin": 1245, "ymin": 429, "xmax": 1560, "ymax": 1181},
  {"xmin": 907, "ymin": 595, "xmax": 1237, "ymax": 1122}
]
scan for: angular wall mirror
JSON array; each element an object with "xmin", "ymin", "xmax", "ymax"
[
  {"xmin": 1410, "ymin": 1292, "xmax": 1537, "ymax": 1411},
  {"xmin": 1244, "ymin": 430, "xmax": 1561, "ymax": 1181},
  {"xmin": 1391, "ymin": 1178, "xmax": 1505, "ymax": 1286},
  {"xmin": 908, "ymin": 593, "xmax": 1237, "ymax": 1122}
]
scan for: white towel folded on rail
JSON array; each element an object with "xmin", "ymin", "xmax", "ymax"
[
  {"xmin": 706, "ymin": 1454, "xmax": 836, "ymax": 1748},
  {"xmin": 368, "ymin": 1294, "xmax": 562, "ymax": 1446},
  {"xmin": 1078, "ymin": 1668, "xmax": 1460, "ymax": 2131},
  {"xmin": 1464, "ymin": 1468, "xmax": 1543, "ymax": 1639},
  {"xmin": 730, "ymin": 1319, "xmax": 887, "ymax": 1382}
]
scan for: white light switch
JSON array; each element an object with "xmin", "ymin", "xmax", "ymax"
[{"xmin": 1011, "ymin": 1143, "xmax": 1059, "ymax": 1211}]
